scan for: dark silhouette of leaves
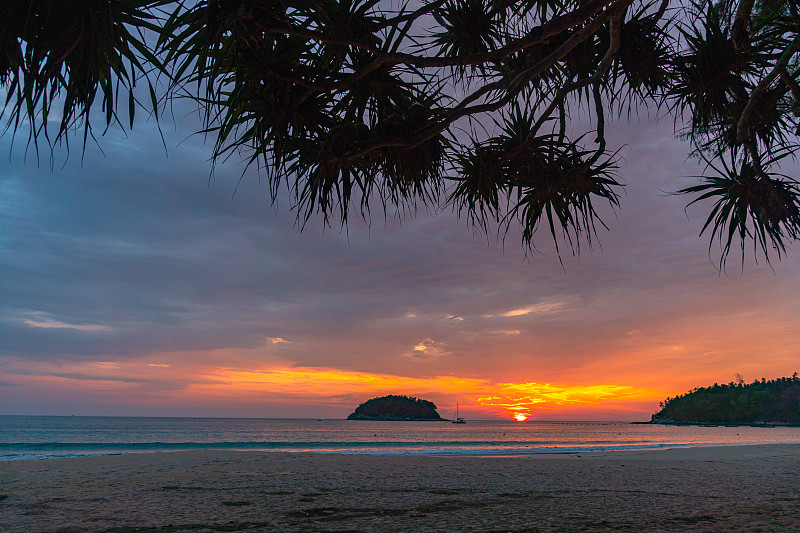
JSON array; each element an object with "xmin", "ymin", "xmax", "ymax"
[
  {"xmin": 653, "ymin": 374, "xmax": 800, "ymax": 424},
  {"xmin": 3, "ymin": 0, "xmax": 800, "ymax": 264}
]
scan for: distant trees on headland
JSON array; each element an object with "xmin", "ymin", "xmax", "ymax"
[{"xmin": 652, "ymin": 374, "xmax": 800, "ymax": 425}]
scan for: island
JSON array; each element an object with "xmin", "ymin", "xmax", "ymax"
[
  {"xmin": 346, "ymin": 395, "xmax": 445, "ymax": 421},
  {"xmin": 649, "ymin": 374, "xmax": 800, "ymax": 426}
]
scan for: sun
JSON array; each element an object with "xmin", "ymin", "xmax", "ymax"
[{"xmin": 514, "ymin": 413, "xmax": 528, "ymax": 421}]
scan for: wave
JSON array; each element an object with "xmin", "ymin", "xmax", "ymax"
[
  {"xmin": 0, "ymin": 440, "xmax": 723, "ymax": 460},
  {"xmin": 0, "ymin": 439, "xmax": 644, "ymax": 450}
]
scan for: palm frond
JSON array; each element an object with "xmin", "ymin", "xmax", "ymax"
[
  {"xmin": 1, "ymin": 0, "xmax": 168, "ymax": 152},
  {"xmin": 678, "ymin": 149, "xmax": 800, "ymax": 266}
]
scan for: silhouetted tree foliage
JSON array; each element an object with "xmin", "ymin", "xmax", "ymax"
[
  {"xmin": 3, "ymin": 0, "xmax": 800, "ymax": 264},
  {"xmin": 652, "ymin": 374, "xmax": 800, "ymax": 423},
  {"xmin": 347, "ymin": 394, "xmax": 443, "ymax": 419}
]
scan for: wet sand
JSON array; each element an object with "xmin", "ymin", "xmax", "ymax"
[{"xmin": 2, "ymin": 444, "xmax": 799, "ymax": 532}]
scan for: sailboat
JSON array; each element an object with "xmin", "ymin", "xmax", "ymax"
[{"xmin": 451, "ymin": 403, "xmax": 466, "ymax": 424}]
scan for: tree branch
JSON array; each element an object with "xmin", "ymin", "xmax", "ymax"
[
  {"xmin": 592, "ymin": 14, "xmax": 622, "ymax": 153},
  {"xmin": 779, "ymin": 68, "xmax": 800, "ymax": 114},
  {"xmin": 527, "ymin": 10, "xmax": 622, "ymax": 145},
  {"xmin": 737, "ymin": 33, "xmax": 800, "ymax": 143},
  {"xmin": 375, "ymin": 0, "xmax": 449, "ymax": 30},
  {"xmin": 731, "ymin": 0, "xmax": 756, "ymax": 51},
  {"xmin": 340, "ymin": 0, "xmax": 633, "ymax": 161},
  {"xmin": 272, "ymin": 0, "xmax": 618, "ymax": 70}
]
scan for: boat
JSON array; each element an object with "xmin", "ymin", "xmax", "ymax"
[{"xmin": 451, "ymin": 403, "xmax": 466, "ymax": 424}]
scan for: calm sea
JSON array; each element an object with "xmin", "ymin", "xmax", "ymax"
[{"xmin": 2, "ymin": 416, "xmax": 800, "ymax": 461}]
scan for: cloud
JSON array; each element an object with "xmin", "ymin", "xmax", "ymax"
[
  {"xmin": 409, "ymin": 338, "xmax": 450, "ymax": 358},
  {"xmin": 267, "ymin": 337, "xmax": 290, "ymax": 344},
  {"xmin": 91, "ymin": 362, "xmax": 121, "ymax": 369},
  {"xmin": 490, "ymin": 329, "xmax": 521, "ymax": 335},
  {"xmin": 48, "ymin": 372, "xmax": 145, "ymax": 383},
  {"xmin": 489, "ymin": 301, "xmax": 567, "ymax": 318},
  {"xmin": 21, "ymin": 313, "xmax": 111, "ymax": 332}
]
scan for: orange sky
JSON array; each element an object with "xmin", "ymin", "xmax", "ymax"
[
  {"xmin": 2, "ymin": 105, "xmax": 800, "ymax": 420},
  {"xmin": 2, "ymin": 332, "xmax": 797, "ymax": 420},
  {"xmin": 0, "ymin": 358, "xmax": 664, "ymax": 419},
  {"xmin": 2, "ymin": 267, "xmax": 799, "ymax": 419}
]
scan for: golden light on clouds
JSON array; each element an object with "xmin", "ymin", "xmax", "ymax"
[
  {"xmin": 475, "ymin": 382, "xmax": 661, "ymax": 420},
  {"xmin": 409, "ymin": 339, "xmax": 449, "ymax": 358},
  {"xmin": 22, "ymin": 317, "xmax": 111, "ymax": 331},
  {"xmin": 494, "ymin": 301, "xmax": 566, "ymax": 317},
  {"xmin": 190, "ymin": 366, "xmax": 661, "ymax": 419},
  {"xmin": 0, "ymin": 357, "xmax": 664, "ymax": 419},
  {"xmin": 200, "ymin": 367, "xmax": 483, "ymax": 397}
]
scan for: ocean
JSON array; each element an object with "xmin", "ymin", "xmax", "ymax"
[{"xmin": 2, "ymin": 415, "xmax": 800, "ymax": 460}]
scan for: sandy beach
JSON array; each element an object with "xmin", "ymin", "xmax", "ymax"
[{"xmin": 2, "ymin": 444, "xmax": 799, "ymax": 532}]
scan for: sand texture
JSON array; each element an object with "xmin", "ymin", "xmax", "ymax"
[{"xmin": 2, "ymin": 444, "xmax": 799, "ymax": 532}]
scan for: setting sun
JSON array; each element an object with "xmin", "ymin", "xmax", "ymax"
[{"xmin": 514, "ymin": 413, "xmax": 529, "ymax": 421}]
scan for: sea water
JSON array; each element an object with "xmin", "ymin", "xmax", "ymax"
[{"xmin": 2, "ymin": 415, "xmax": 800, "ymax": 460}]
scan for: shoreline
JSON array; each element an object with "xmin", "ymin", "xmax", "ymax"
[
  {"xmin": 4, "ymin": 440, "xmax": 798, "ymax": 462},
  {"xmin": 3, "ymin": 444, "xmax": 800, "ymax": 531},
  {"xmin": 645, "ymin": 419, "xmax": 800, "ymax": 427},
  {"xmin": 4, "ymin": 438, "xmax": 800, "ymax": 462}
]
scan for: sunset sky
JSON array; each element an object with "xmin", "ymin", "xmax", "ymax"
[{"xmin": 2, "ymin": 103, "xmax": 800, "ymax": 421}]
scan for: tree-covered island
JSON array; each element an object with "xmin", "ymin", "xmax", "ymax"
[
  {"xmin": 650, "ymin": 375, "xmax": 800, "ymax": 426},
  {"xmin": 347, "ymin": 395, "xmax": 445, "ymax": 421}
]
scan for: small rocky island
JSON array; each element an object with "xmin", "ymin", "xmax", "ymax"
[
  {"xmin": 650, "ymin": 375, "xmax": 800, "ymax": 426},
  {"xmin": 347, "ymin": 395, "xmax": 445, "ymax": 421}
]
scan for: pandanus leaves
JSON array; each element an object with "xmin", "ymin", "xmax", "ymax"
[
  {"xmin": 680, "ymin": 151, "xmax": 800, "ymax": 265},
  {"xmin": 3, "ymin": 0, "xmax": 800, "ymax": 264},
  {"xmin": 1, "ymin": 0, "xmax": 168, "ymax": 148}
]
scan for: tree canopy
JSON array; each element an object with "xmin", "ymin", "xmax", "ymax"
[
  {"xmin": 347, "ymin": 394, "xmax": 443, "ymax": 419},
  {"xmin": 3, "ymin": 0, "xmax": 800, "ymax": 264},
  {"xmin": 652, "ymin": 374, "xmax": 800, "ymax": 424}
]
